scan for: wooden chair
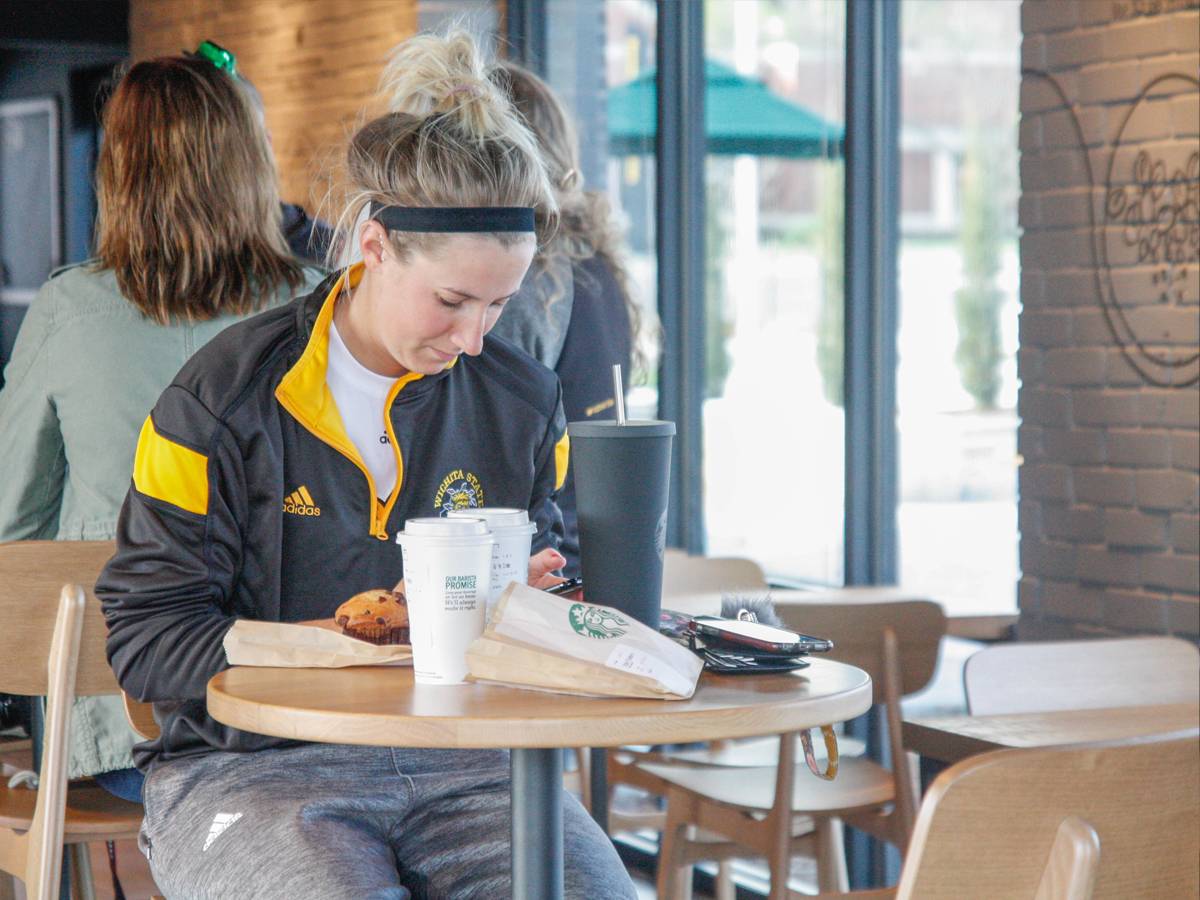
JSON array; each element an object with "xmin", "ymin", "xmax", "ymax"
[
  {"xmin": 837, "ymin": 732, "xmax": 1200, "ymax": 900},
  {"xmin": 593, "ymin": 552, "xmax": 771, "ymax": 898},
  {"xmin": 964, "ymin": 636, "xmax": 1200, "ymax": 715},
  {"xmin": 116, "ymin": 706, "xmax": 168, "ymax": 900},
  {"xmin": 123, "ymin": 694, "xmax": 159, "ymax": 742},
  {"xmin": 0, "ymin": 540, "xmax": 143, "ymax": 900},
  {"xmin": 661, "ymin": 550, "xmax": 769, "ymax": 612},
  {"xmin": 645, "ymin": 599, "xmax": 945, "ymax": 899}
]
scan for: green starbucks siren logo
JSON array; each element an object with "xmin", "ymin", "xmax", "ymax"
[{"xmin": 568, "ymin": 603, "xmax": 629, "ymax": 639}]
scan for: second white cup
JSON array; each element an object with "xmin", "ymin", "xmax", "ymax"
[
  {"xmin": 396, "ymin": 517, "xmax": 493, "ymax": 685},
  {"xmin": 446, "ymin": 507, "xmax": 536, "ymax": 619}
]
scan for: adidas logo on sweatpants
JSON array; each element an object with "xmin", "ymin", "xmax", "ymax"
[{"xmin": 203, "ymin": 812, "xmax": 243, "ymax": 852}]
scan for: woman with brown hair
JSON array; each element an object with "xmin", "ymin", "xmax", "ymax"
[{"xmin": 0, "ymin": 56, "xmax": 323, "ymax": 793}]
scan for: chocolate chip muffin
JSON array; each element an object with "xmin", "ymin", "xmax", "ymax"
[{"xmin": 334, "ymin": 589, "xmax": 410, "ymax": 645}]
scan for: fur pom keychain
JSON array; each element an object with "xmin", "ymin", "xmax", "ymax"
[{"xmin": 719, "ymin": 593, "xmax": 783, "ymax": 627}]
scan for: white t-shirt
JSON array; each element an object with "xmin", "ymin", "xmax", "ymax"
[{"xmin": 326, "ymin": 319, "xmax": 398, "ymax": 500}]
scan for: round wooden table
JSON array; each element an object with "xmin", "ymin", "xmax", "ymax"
[{"xmin": 208, "ymin": 660, "xmax": 871, "ymax": 900}]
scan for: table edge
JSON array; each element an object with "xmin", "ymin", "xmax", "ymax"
[
  {"xmin": 207, "ymin": 665, "xmax": 874, "ymax": 749},
  {"xmin": 902, "ymin": 703, "xmax": 1200, "ymax": 764}
]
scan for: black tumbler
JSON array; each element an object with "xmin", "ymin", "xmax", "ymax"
[{"xmin": 567, "ymin": 419, "xmax": 675, "ymax": 627}]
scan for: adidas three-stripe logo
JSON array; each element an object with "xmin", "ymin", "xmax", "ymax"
[
  {"xmin": 283, "ymin": 485, "xmax": 321, "ymax": 516},
  {"xmin": 202, "ymin": 812, "xmax": 243, "ymax": 852}
]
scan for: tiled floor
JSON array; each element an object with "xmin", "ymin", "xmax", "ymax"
[
  {"xmin": 633, "ymin": 871, "xmax": 659, "ymax": 899},
  {"xmin": 86, "ymin": 840, "xmax": 159, "ymax": 900}
]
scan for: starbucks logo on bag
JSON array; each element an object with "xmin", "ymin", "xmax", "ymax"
[{"xmin": 568, "ymin": 603, "xmax": 629, "ymax": 640}]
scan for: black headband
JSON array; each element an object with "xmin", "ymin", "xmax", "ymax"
[{"xmin": 369, "ymin": 202, "xmax": 535, "ymax": 233}]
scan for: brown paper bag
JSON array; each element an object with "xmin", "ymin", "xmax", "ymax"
[
  {"xmin": 223, "ymin": 618, "xmax": 412, "ymax": 668},
  {"xmin": 465, "ymin": 583, "xmax": 702, "ymax": 699}
]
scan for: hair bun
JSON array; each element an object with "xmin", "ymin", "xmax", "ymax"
[
  {"xmin": 326, "ymin": 29, "xmax": 556, "ymax": 260},
  {"xmin": 381, "ymin": 30, "xmax": 507, "ymax": 128}
]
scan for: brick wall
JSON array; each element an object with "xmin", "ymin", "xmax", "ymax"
[
  {"xmin": 1018, "ymin": 0, "xmax": 1199, "ymax": 639},
  {"xmin": 129, "ymin": 0, "xmax": 419, "ymax": 213}
]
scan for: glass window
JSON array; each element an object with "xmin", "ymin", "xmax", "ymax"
[
  {"xmin": 417, "ymin": 1, "xmax": 499, "ymax": 50},
  {"xmin": 702, "ymin": 0, "xmax": 846, "ymax": 585},
  {"xmin": 897, "ymin": 0, "xmax": 1021, "ymax": 614},
  {"xmin": 542, "ymin": 0, "xmax": 659, "ymax": 417},
  {"xmin": 0, "ymin": 99, "xmax": 60, "ymax": 305},
  {"xmin": 603, "ymin": 1, "xmax": 659, "ymax": 418},
  {"xmin": 900, "ymin": 150, "xmax": 934, "ymax": 217}
]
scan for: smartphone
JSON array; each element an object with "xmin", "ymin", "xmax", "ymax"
[
  {"xmin": 688, "ymin": 616, "xmax": 834, "ymax": 655},
  {"xmin": 545, "ymin": 577, "xmax": 584, "ymax": 597}
]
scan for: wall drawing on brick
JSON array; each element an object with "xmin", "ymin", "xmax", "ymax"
[
  {"xmin": 1025, "ymin": 68, "xmax": 1200, "ymax": 388},
  {"xmin": 1106, "ymin": 149, "xmax": 1196, "ymax": 291},
  {"xmin": 1102, "ymin": 73, "xmax": 1199, "ymax": 385}
]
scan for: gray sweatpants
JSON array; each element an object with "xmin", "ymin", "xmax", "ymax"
[{"xmin": 138, "ymin": 743, "xmax": 636, "ymax": 900}]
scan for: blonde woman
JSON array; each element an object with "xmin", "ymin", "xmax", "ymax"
[
  {"xmin": 97, "ymin": 32, "xmax": 634, "ymax": 898},
  {"xmin": 0, "ymin": 57, "xmax": 322, "ymax": 798}
]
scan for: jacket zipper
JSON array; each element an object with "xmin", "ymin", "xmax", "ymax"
[{"xmin": 277, "ymin": 372, "xmax": 418, "ymax": 539}]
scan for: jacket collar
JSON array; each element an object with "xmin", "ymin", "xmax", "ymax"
[{"xmin": 275, "ymin": 265, "xmax": 436, "ymax": 506}]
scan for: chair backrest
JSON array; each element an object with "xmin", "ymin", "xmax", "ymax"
[
  {"xmin": 0, "ymin": 585, "xmax": 87, "ymax": 899},
  {"xmin": 774, "ymin": 599, "xmax": 946, "ymax": 847},
  {"xmin": 964, "ymin": 637, "xmax": 1200, "ymax": 715},
  {"xmin": 896, "ymin": 732, "xmax": 1200, "ymax": 900},
  {"xmin": 123, "ymin": 693, "xmax": 160, "ymax": 741},
  {"xmin": 0, "ymin": 541, "xmax": 120, "ymax": 899},
  {"xmin": 0, "ymin": 540, "xmax": 119, "ymax": 698},
  {"xmin": 773, "ymin": 599, "xmax": 946, "ymax": 697},
  {"xmin": 661, "ymin": 550, "xmax": 767, "ymax": 604}
]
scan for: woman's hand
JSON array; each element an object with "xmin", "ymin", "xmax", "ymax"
[{"xmin": 527, "ymin": 547, "xmax": 567, "ymax": 590}]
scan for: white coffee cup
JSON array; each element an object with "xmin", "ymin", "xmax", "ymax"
[
  {"xmin": 446, "ymin": 508, "xmax": 537, "ymax": 618},
  {"xmin": 396, "ymin": 517, "xmax": 494, "ymax": 685}
]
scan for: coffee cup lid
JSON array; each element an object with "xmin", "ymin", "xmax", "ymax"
[
  {"xmin": 446, "ymin": 507, "xmax": 533, "ymax": 530},
  {"xmin": 401, "ymin": 517, "xmax": 489, "ymax": 537},
  {"xmin": 567, "ymin": 419, "xmax": 676, "ymax": 438}
]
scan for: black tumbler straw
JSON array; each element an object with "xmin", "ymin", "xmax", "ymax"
[{"xmin": 612, "ymin": 364, "xmax": 626, "ymax": 426}]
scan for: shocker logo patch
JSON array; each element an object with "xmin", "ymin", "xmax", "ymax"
[{"xmin": 433, "ymin": 469, "xmax": 484, "ymax": 515}]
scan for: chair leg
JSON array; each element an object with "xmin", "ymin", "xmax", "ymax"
[
  {"xmin": 767, "ymin": 834, "xmax": 792, "ymax": 900},
  {"xmin": 814, "ymin": 817, "xmax": 849, "ymax": 894},
  {"xmin": 655, "ymin": 806, "xmax": 691, "ymax": 900},
  {"xmin": 715, "ymin": 860, "xmax": 736, "ymax": 900},
  {"xmin": 576, "ymin": 748, "xmax": 591, "ymax": 814},
  {"xmin": 678, "ymin": 827, "xmax": 697, "ymax": 900},
  {"xmin": 66, "ymin": 844, "xmax": 96, "ymax": 900}
]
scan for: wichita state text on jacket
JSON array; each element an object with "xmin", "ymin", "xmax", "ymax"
[{"xmin": 98, "ymin": 266, "xmax": 568, "ymax": 767}]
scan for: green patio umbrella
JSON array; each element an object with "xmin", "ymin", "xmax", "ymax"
[{"xmin": 607, "ymin": 59, "xmax": 843, "ymax": 158}]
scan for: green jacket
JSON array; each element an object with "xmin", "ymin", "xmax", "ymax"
[{"xmin": 0, "ymin": 261, "xmax": 325, "ymax": 776}]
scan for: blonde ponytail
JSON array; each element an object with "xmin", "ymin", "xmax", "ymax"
[
  {"xmin": 328, "ymin": 30, "xmax": 555, "ymax": 266},
  {"xmin": 381, "ymin": 32, "xmax": 508, "ymax": 136}
]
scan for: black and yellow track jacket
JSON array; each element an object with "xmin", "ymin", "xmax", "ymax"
[{"xmin": 97, "ymin": 265, "xmax": 569, "ymax": 768}]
